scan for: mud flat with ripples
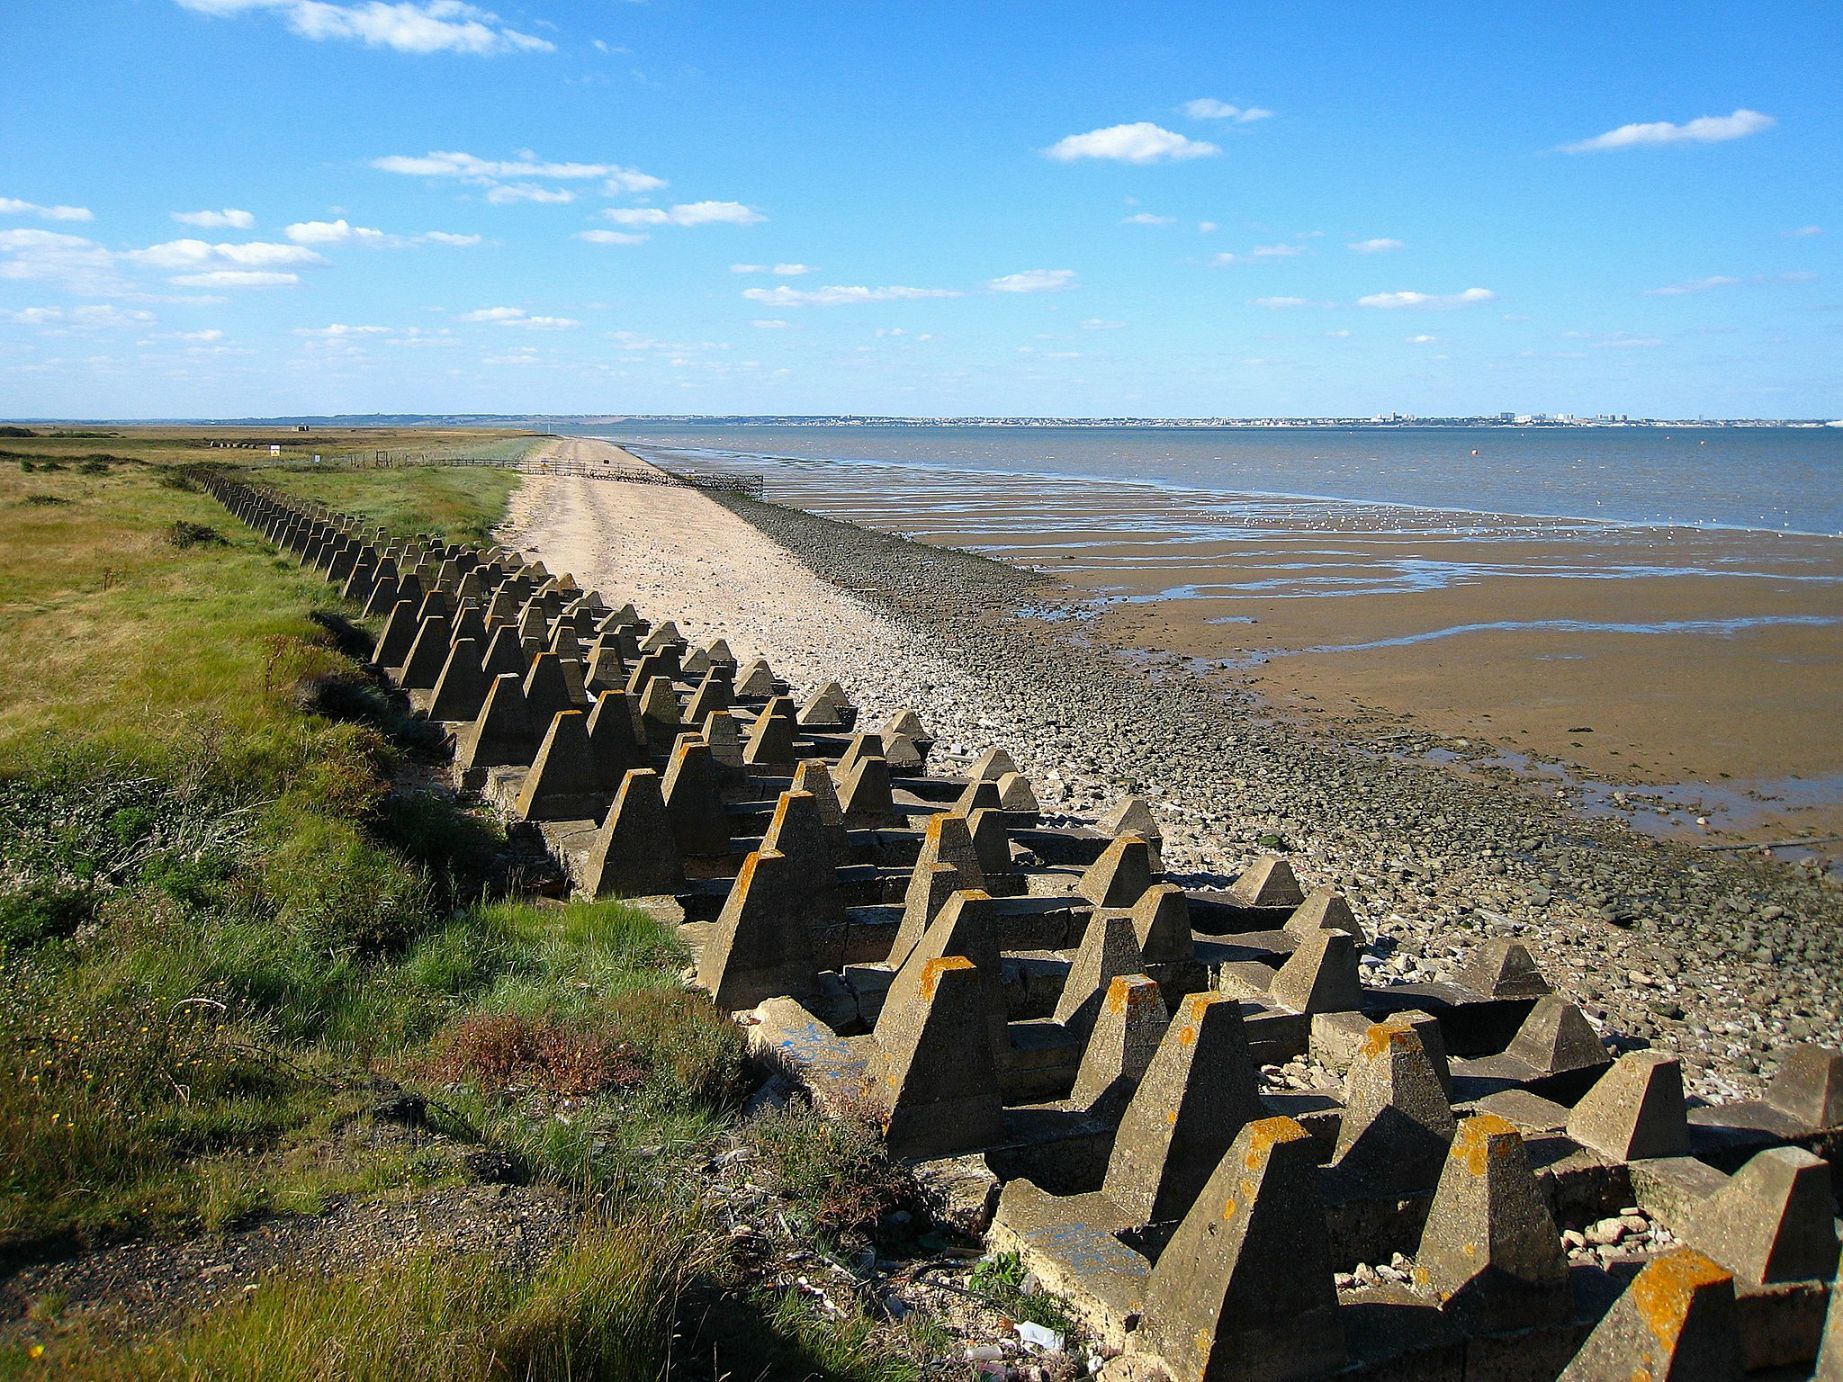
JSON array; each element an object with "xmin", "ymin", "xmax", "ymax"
[{"xmin": 627, "ymin": 446, "xmax": 1843, "ymax": 861}]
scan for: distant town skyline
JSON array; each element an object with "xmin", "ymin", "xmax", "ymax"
[{"xmin": 2, "ymin": 2, "xmax": 1838, "ymax": 419}]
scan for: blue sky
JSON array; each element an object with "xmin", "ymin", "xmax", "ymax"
[{"xmin": 1, "ymin": 1, "xmax": 1837, "ymax": 418}]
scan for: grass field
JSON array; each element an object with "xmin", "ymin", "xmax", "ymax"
[{"xmin": 0, "ymin": 440, "xmax": 928, "ymax": 1379}]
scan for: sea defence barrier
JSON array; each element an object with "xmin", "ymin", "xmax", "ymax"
[{"xmin": 202, "ymin": 472, "xmax": 1843, "ymax": 1380}]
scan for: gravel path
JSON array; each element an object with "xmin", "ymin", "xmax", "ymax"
[{"xmin": 501, "ymin": 449, "xmax": 1843, "ymax": 1103}]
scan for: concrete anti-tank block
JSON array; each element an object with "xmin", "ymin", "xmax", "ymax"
[
  {"xmin": 1566, "ymin": 1050, "xmax": 1691, "ymax": 1163},
  {"xmin": 1680, "ymin": 1146, "xmax": 1840, "ymax": 1285},
  {"xmin": 865, "ymin": 955, "xmax": 1004, "ymax": 1159},
  {"xmin": 1557, "ymin": 1248, "xmax": 1743, "ymax": 1381},
  {"xmin": 581, "ymin": 768, "xmax": 682, "ymax": 898}
]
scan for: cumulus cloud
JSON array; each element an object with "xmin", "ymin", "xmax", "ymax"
[
  {"xmin": 127, "ymin": 238, "xmax": 324, "ymax": 269},
  {"xmin": 1044, "ymin": 122, "xmax": 1219, "ymax": 164},
  {"xmin": 420, "ymin": 230, "xmax": 481, "ymax": 246},
  {"xmin": 1562, "ymin": 109, "xmax": 1775, "ymax": 153},
  {"xmin": 172, "ymin": 0, "xmax": 553, "ymax": 56},
  {"xmin": 170, "ymin": 270, "xmax": 298, "ymax": 287},
  {"xmin": 1406, "ymin": 333, "xmax": 1438, "ymax": 343},
  {"xmin": 0, "ymin": 197, "xmax": 94, "ymax": 223},
  {"xmin": 0, "ymin": 228, "xmax": 122, "ymax": 291},
  {"xmin": 740, "ymin": 284, "xmax": 962, "ymax": 307},
  {"xmin": 987, "ymin": 268, "xmax": 1076, "ymax": 294},
  {"xmin": 283, "ymin": 217, "xmax": 478, "ymax": 247},
  {"xmin": 578, "ymin": 229, "xmax": 646, "ymax": 245},
  {"xmin": 1182, "ymin": 99, "xmax": 1273, "ymax": 123},
  {"xmin": 1348, "ymin": 237, "xmax": 1403, "ymax": 254},
  {"xmin": 1357, "ymin": 287, "xmax": 1495, "ymax": 309},
  {"xmin": 294, "ymin": 323, "xmax": 394, "ymax": 337},
  {"xmin": 173, "ymin": 208, "xmax": 254, "ymax": 228},
  {"xmin": 1123, "ymin": 212, "xmax": 1175, "ymax": 226},
  {"xmin": 603, "ymin": 201, "xmax": 764, "ymax": 227},
  {"xmin": 2, "ymin": 304, "xmax": 153, "ymax": 327},
  {"xmin": 459, "ymin": 305, "xmax": 578, "ymax": 328},
  {"xmin": 373, "ymin": 150, "xmax": 661, "ymax": 187}
]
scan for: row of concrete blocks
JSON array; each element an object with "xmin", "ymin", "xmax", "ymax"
[{"xmin": 201, "ymin": 476, "xmax": 1843, "ymax": 1379}]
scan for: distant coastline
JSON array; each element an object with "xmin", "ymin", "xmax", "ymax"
[{"xmin": 5, "ymin": 413, "xmax": 1841, "ymax": 429}]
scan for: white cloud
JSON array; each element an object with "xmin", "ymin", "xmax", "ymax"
[
  {"xmin": 3, "ymin": 304, "xmax": 153, "ymax": 328},
  {"xmin": 173, "ymin": 208, "xmax": 254, "ymax": 229},
  {"xmin": 987, "ymin": 268, "xmax": 1076, "ymax": 294},
  {"xmin": 578, "ymin": 229, "xmax": 647, "ymax": 245},
  {"xmin": 771, "ymin": 262, "xmax": 811, "ymax": 275},
  {"xmin": 128, "ymin": 238, "xmax": 324, "ymax": 268},
  {"xmin": 1043, "ymin": 122, "xmax": 1219, "ymax": 164},
  {"xmin": 286, "ymin": 217, "xmax": 386, "ymax": 245},
  {"xmin": 1254, "ymin": 296, "xmax": 1317, "ymax": 309},
  {"xmin": 740, "ymin": 284, "xmax": 962, "ymax": 307},
  {"xmin": 0, "ymin": 228, "xmax": 122, "ymax": 291},
  {"xmin": 484, "ymin": 183, "xmax": 575, "ymax": 205},
  {"xmin": 0, "ymin": 197, "xmax": 94, "ymax": 223},
  {"xmin": 751, "ymin": 319, "xmax": 790, "ymax": 329},
  {"xmin": 1348, "ymin": 237, "xmax": 1403, "ymax": 254},
  {"xmin": 294, "ymin": 323, "xmax": 394, "ymax": 337},
  {"xmin": 1182, "ymin": 98, "xmax": 1273, "ymax": 123},
  {"xmin": 1646, "ymin": 271, "xmax": 1815, "ymax": 296},
  {"xmin": 459, "ymin": 305, "xmax": 578, "ymax": 328},
  {"xmin": 1081, "ymin": 317, "xmax": 1124, "ymax": 330},
  {"xmin": 1198, "ymin": 220, "xmax": 1218, "ymax": 233},
  {"xmin": 1123, "ymin": 212, "xmax": 1175, "ymax": 226},
  {"xmin": 173, "ymin": 0, "xmax": 553, "ymax": 55},
  {"xmin": 1406, "ymin": 333, "xmax": 1438, "ymax": 343},
  {"xmin": 174, "ymin": 328, "xmax": 225, "ymax": 341},
  {"xmin": 1784, "ymin": 225, "xmax": 1822, "ymax": 238},
  {"xmin": 170, "ymin": 270, "xmax": 299, "ymax": 287},
  {"xmin": 420, "ymin": 230, "xmax": 481, "ymax": 246},
  {"xmin": 1356, "ymin": 287, "xmax": 1496, "ymax": 309},
  {"xmin": 1562, "ymin": 108, "xmax": 1775, "ymax": 153},
  {"xmin": 603, "ymin": 200, "xmax": 764, "ymax": 228},
  {"xmin": 1213, "ymin": 244, "xmax": 1304, "ymax": 265}
]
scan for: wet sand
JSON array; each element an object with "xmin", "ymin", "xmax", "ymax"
[{"xmin": 628, "ymin": 448, "xmax": 1843, "ymax": 857}]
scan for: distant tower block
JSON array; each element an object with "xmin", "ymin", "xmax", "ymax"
[
  {"xmin": 697, "ymin": 849, "xmax": 818, "ymax": 1011},
  {"xmin": 863, "ymin": 956, "xmax": 1004, "ymax": 1159},
  {"xmin": 1132, "ymin": 1117, "xmax": 1345, "ymax": 1382}
]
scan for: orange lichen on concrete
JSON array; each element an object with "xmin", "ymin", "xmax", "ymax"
[
  {"xmin": 1453, "ymin": 1111, "xmax": 1520, "ymax": 1175},
  {"xmin": 1631, "ymin": 1249, "xmax": 1732, "ymax": 1351},
  {"xmin": 1358, "ymin": 1020, "xmax": 1415, "ymax": 1062},
  {"xmin": 918, "ymin": 954, "xmax": 974, "ymax": 999},
  {"xmin": 1243, "ymin": 1115, "xmax": 1311, "ymax": 1168}
]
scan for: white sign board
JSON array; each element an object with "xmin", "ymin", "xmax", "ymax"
[{"xmin": 269, "ymin": 444, "xmax": 281, "ymax": 456}]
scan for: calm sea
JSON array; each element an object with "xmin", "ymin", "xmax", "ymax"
[{"xmin": 556, "ymin": 423, "xmax": 1843, "ymax": 537}]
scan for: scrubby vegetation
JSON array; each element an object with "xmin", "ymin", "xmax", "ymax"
[{"xmin": 0, "ymin": 450, "xmax": 933, "ymax": 1379}]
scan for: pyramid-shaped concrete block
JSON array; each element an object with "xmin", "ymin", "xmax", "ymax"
[
  {"xmin": 1103, "ymin": 991, "xmax": 1265, "ymax": 1224},
  {"xmin": 866, "ymin": 956, "xmax": 1004, "ymax": 1159},
  {"xmin": 1098, "ymin": 795, "xmax": 1161, "ymax": 842},
  {"xmin": 1566, "ymin": 1050, "xmax": 1691, "ymax": 1162},
  {"xmin": 454, "ymin": 673, "xmax": 536, "ymax": 775},
  {"xmin": 790, "ymin": 759, "xmax": 846, "ymax": 832},
  {"xmin": 399, "ymin": 614, "xmax": 453, "ymax": 691},
  {"xmin": 662, "ymin": 738, "xmax": 731, "ymax": 858},
  {"xmin": 684, "ymin": 668, "xmax": 732, "ymax": 725},
  {"xmin": 995, "ymin": 771, "xmax": 1039, "ymax": 815},
  {"xmin": 1070, "ymin": 974, "xmax": 1167, "ymax": 1124},
  {"xmin": 581, "ymin": 768, "xmax": 682, "ymax": 898},
  {"xmin": 736, "ymin": 657, "xmax": 777, "ymax": 697},
  {"xmin": 481, "ymin": 623, "xmax": 527, "ymax": 681},
  {"xmin": 797, "ymin": 679, "xmax": 852, "ymax": 729},
  {"xmin": 1134, "ymin": 1117, "xmax": 1344, "ymax": 1382},
  {"xmin": 585, "ymin": 691, "xmax": 647, "ymax": 783},
  {"xmin": 1128, "ymin": 883, "xmax": 1194, "ymax": 963},
  {"xmin": 968, "ymin": 746, "xmax": 1019, "ymax": 782},
  {"xmin": 760, "ymin": 790, "xmax": 845, "ymax": 927},
  {"xmin": 1506, "ymin": 995, "xmax": 1609, "ymax": 1075},
  {"xmin": 1557, "ymin": 1249, "xmax": 1742, "ymax": 1381},
  {"xmin": 1415, "ymin": 1112, "xmax": 1569, "ymax": 1330},
  {"xmin": 1680, "ymin": 1146, "xmax": 1840, "ymax": 1285},
  {"xmin": 1077, "ymin": 834, "xmax": 1157, "ymax": 909},
  {"xmin": 1330, "ymin": 1021, "xmax": 1456, "ymax": 1195},
  {"xmin": 965, "ymin": 808, "xmax": 1014, "ymax": 888},
  {"xmin": 427, "ymin": 637, "xmax": 488, "ymax": 723},
  {"xmin": 697, "ymin": 849, "xmax": 819, "ymax": 1011},
  {"xmin": 1283, "ymin": 887, "xmax": 1366, "ymax": 943},
  {"xmin": 743, "ymin": 697, "xmax": 798, "ymax": 767},
  {"xmin": 372, "ymin": 599, "xmax": 420, "ymax": 671},
  {"xmin": 637, "ymin": 675, "xmax": 683, "ymax": 747},
  {"xmin": 1267, "ymin": 927, "xmax": 1363, "ymax": 1015},
  {"xmin": 1226, "ymin": 855, "xmax": 1305, "ymax": 909},
  {"xmin": 838, "ymin": 754, "xmax": 897, "ymax": 827},
  {"xmin": 514, "ymin": 710, "xmax": 607, "ymax": 822},
  {"xmin": 952, "ymin": 777, "xmax": 1003, "ymax": 818},
  {"xmin": 889, "ymin": 861, "xmax": 962, "ymax": 973},
  {"xmin": 878, "ymin": 890, "xmax": 1007, "ymax": 1069},
  {"xmin": 1765, "ymin": 1045, "xmax": 1843, "ymax": 1131},
  {"xmin": 1052, "ymin": 913, "xmax": 1145, "ymax": 1037},
  {"xmin": 1458, "ymin": 937, "xmax": 1554, "ymax": 999}
]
